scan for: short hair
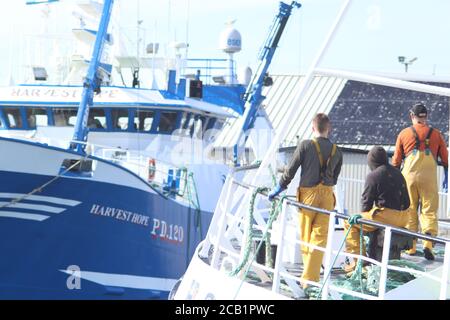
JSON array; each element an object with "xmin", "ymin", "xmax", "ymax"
[{"xmin": 312, "ymin": 113, "xmax": 330, "ymax": 133}]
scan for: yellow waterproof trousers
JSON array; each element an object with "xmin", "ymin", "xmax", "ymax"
[
  {"xmin": 297, "ymin": 184, "xmax": 335, "ymax": 286},
  {"xmin": 344, "ymin": 207, "xmax": 409, "ymax": 256},
  {"xmin": 402, "ymin": 151, "xmax": 438, "ymax": 250}
]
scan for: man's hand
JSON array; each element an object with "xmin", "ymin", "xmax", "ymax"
[
  {"xmin": 443, "ymin": 167, "xmax": 448, "ymax": 193},
  {"xmin": 268, "ymin": 184, "xmax": 285, "ymax": 201}
]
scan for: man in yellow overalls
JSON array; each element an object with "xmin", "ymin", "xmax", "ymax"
[
  {"xmin": 392, "ymin": 103, "xmax": 448, "ymax": 260},
  {"xmin": 268, "ymin": 113, "xmax": 343, "ymax": 292}
]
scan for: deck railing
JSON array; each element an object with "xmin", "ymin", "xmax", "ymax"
[{"xmin": 203, "ymin": 169, "xmax": 450, "ymax": 300}]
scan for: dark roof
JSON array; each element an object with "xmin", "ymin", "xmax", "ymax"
[{"xmin": 328, "ymin": 80, "xmax": 450, "ymax": 145}]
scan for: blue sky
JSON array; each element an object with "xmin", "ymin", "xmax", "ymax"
[{"xmin": 1, "ymin": 0, "xmax": 450, "ymax": 85}]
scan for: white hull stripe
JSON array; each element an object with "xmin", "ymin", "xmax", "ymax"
[
  {"xmin": 0, "ymin": 211, "xmax": 49, "ymax": 221},
  {"xmin": 0, "ymin": 193, "xmax": 80, "ymax": 206},
  {"xmin": 0, "ymin": 202, "xmax": 65, "ymax": 213},
  {"xmin": 60, "ymin": 269, "xmax": 177, "ymax": 292}
]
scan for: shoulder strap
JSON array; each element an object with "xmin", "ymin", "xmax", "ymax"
[
  {"xmin": 410, "ymin": 126, "xmax": 433, "ymax": 152},
  {"xmin": 410, "ymin": 126, "xmax": 420, "ymax": 150},
  {"xmin": 311, "ymin": 139, "xmax": 323, "ymax": 167},
  {"xmin": 312, "ymin": 139, "xmax": 337, "ymax": 180},
  {"xmin": 425, "ymin": 127, "xmax": 433, "ymax": 148},
  {"xmin": 327, "ymin": 144, "xmax": 337, "ymax": 168}
]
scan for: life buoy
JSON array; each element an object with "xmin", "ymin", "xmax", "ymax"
[{"xmin": 148, "ymin": 158, "xmax": 156, "ymax": 181}]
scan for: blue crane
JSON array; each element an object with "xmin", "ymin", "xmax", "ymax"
[
  {"xmin": 69, "ymin": 0, "xmax": 115, "ymax": 153},
  {"xmin": 232, "ymin": 1, "xmax": 301, "ymax": 166},
  {"xmin": 26, "ymin": 0, "xmax": 115, "ymax": 154}
]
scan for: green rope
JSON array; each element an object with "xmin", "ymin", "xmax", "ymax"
[
  {"xmin": 229, "ymin": 187, "xmax": 269, "ymax": 277},
  {"xmin": 176, "ymin": 168, "xmax": 201, "ymax": 213},
  {"xmin": 232, "ymin": 194, "xmax": 287, "ymax": 299},
  {"xmin": 268, "ymin": 164, "xmax": 277, "ymax": 187},
  {"xmin": 316, "ymin": 214, "xmax": 362, "ymax": 299}
]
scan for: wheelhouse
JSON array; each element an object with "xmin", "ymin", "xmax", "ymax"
[{"xmin": 0, "ymin": 105, "xmax": 225, "ymax": 138}]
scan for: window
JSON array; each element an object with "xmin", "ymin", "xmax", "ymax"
[
  {"xmin": 88, "ymin": 109, "xmax": 106, "ymax": 129},
  {"xmin": 207, "ymin": 117, "xmax": 218, "ymax": 130},
  {"xmin": 203, "ymin": 117, "xmax": 211, "ymax": 132},
  {"xmin": 53, "ymin": 108, "xmax": 78, "ymax": 127},
  {"xmin": 26, "ymin": 108, "xmax": 48, "ymax": 128},
  {"xmin": 158, "ymin": 111, "xmax": 178, "ymax": 133},
  {"xmin": 4, "ymin": 108, "xmax": 23, "ymax": 129},
  {"xmin": 134, "ymin": 110, "xmax": 154, "ymax": 132},
  {"xmin": 111, "ymin": 109, "xmax": 129, "ymax": 130},
  {"xmin": 212, "ymin": 118, "xmax": 224, "ymax": 130}
]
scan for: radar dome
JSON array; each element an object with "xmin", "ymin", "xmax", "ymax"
[{"xmin": 219, "ymin": 23, "xmax": 242, "ymax": 54}]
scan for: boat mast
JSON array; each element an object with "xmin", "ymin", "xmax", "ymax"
[
  {"xmin": 232, "ymin": 1, "xmax": 301, "ymax": 166},
  {"xmin": 70, "ymin": 0, "xmax": 115, "ymax": 154}
]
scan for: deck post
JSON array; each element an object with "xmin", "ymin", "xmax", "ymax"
[
  {"xmin": 378, "ymin": 226, "xmax": 392, "ymax": 299},
  {"xmin": 439, "ymin": 241, "xmax": 450, "ymax": 300},
  {"xmin": 321, "ymin": 211, "xmax": 337, "ymax": 300},
  {"xmin": 272, "ymin": 201, "xmax": 288, "ymax": 294}
]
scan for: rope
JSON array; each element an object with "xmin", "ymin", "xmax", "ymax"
[
  {"xmin": 0, "ymin": 158, "xmax": 84, "ymax": 209},
  {"xmin": 229, "ymin": 187, "xmax": 269, "ymax": 277},
  {"xmin": 231, "ymin": 193, "xmax": 288, "ymax": 300},
  {"xmin": 316, "ymin": 214, "xmax": 362, "ymax": 299}
]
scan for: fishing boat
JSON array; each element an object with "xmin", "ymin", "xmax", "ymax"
[
  {"xmin": 174, "ymin": 0, "xmax": 450, "ymax": 300},
  {"xmin": 0, "ymin": 0, "xmax": 282, "ymax": 299}
]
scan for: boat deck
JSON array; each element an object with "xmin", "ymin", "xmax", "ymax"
[{"xmin": 210, "ymin": 240, "xmax": 446, "ymax": 300}]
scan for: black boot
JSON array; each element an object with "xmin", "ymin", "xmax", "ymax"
[{"xmin": 423, "ymin": 247, "xmax": 435, "ymax": 261}]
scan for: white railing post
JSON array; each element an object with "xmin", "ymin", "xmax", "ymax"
[
  {"xmin": 439, "ymin": 241, "xmax": 450, "ymax": 300},
  {"xmin": 378, "ymin": 226, "xmax": 392, "ymax": 299},
  {"xmin": 272, "ymin": 201, "xmax": 288, "ymax": 294},
  {"xmin": 209, "ymin": 176, "xmax": 235, "ymax": 267},
  {"xmin": 321, "ymin": 211, "xmax": 337, "ymax": 300}
]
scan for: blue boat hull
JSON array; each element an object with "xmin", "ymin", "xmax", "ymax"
[{"xmin": 0, "ymin": 169, "xmax": 211, "ymax": 299}]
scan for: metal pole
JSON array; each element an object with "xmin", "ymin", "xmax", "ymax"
[
  {"xmin": 315, "ymin": 68, "xmax": 450, "ymax": 97},
  {"xmin": 321, "ymin": 211, "xmax": 337, "ymax": 300},
  {"xmin": 272, "ymin": 201, "xmax": 289, "ymax": 294},
  {"xmin": 439, "ymin": 241, "xmax": 450, "ymax": 300},
  {"xmin": 210, "ymin": 176, "xmax": 235, "ymax": 268},
  {"xmin": 378, "ymin": 227, "xmax": 392, "ymax": 299},
  {"xmin": 70, "ymin": 0, "xmax": 115, "ymax": 153}
]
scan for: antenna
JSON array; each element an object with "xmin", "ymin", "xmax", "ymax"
[
  {"xmin": 185, "ymin": 0, "xmax": 190, "ymax": 58},
  {"xmin": 398, "ymin": 56, "xmax": 418, "ymax": 73}
]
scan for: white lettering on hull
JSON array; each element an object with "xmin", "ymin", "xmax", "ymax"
[{"xmin": 90, "ymin": 204, "xmax": 183, "ymax": 244}]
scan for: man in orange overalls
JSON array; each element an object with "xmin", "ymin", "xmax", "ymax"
[{"xmin": 392, "ymin": 102, "xmax": 448, "ymax": 260}]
